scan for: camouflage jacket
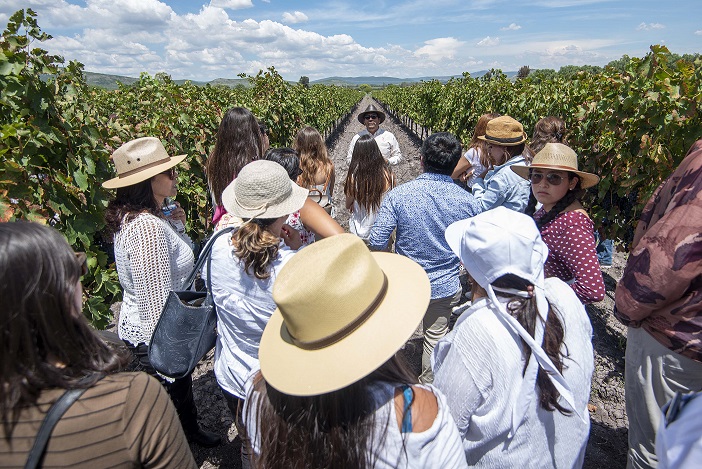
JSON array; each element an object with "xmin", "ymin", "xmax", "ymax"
[{"xmin": 615, "ymin": 139, "xmax": 702, "ymax": 362}]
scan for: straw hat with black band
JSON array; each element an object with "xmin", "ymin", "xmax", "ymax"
[
  {"xmin": 103, "ymin": 137, "xmax": 187, "ymax": 189},
  {"xmin": 259, "ymin": 233, "xmax": 430, "ymax": 396},
  {"xmin": 357, "ymin": 104, "xmax": 386, "ymax": 124},
  {"xmin": 477, "ymin": 116, "xmax": 527, "ymax": 146},
  {"xmin": 511, "ymin": 143, "xmax": 600, "ymax": 189}
]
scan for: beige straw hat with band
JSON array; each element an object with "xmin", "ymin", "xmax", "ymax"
[
  {"xmin": 221, "ymin": 160, "xmax": 309, "ymax": 220},
  {"xmin": 477, "ymin": 115, "xmax": 527, "ymax": 146},
  {"xmin": 102, "ymin": 137, "xmax": 186, "ymax": 189},
  {"xmin": 259, "ymin": 233, "xmax": 430, "ymax": 396},
  {"xmin": 511, "ymin": 142, "xmax": 600, "ymax": 189}
]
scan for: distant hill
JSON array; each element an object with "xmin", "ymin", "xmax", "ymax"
[{"xmin": 83, "ymin": 70, "xmax": 517, "ymax": 90}]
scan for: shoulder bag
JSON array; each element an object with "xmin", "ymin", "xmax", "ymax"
[{"xmin": 149, "ymin": 227, "xmax": 235, "ymax": 379}]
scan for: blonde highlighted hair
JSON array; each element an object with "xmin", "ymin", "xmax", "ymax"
[{"xmin": 233, "ymin": 219, "xmax": 281, "ymax": 280}]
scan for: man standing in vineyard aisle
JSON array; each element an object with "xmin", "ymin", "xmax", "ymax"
[
  {"xmin": 368, "ymin": 132, "xmax": 481, "ymax": 384},
  {"xmin": 347, "ymin": 104, "xmax": 402, "ymax": 165},
  {"xmin": 614, "ymin": 139, "xmax": 702, "ymax": 469}
]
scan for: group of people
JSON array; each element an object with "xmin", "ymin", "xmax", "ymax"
[{"xmin": 1, "ymin": 101, "xmax": 700, "ymax": 469}]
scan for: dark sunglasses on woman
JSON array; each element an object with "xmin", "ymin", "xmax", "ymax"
[
  {"xmin": 529, "ymin": 171, "xmax": 565, "ymax": 186},
  {"xmin": 161, "ymin": 168, "xmax": 177, "ymax": 180}
]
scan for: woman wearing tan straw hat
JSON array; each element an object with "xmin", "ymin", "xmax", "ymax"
[
  {"xmin": 103, "ymin": 136, "xmax": 221, "ymax": 448},
  {"xmin": 208, "ymin": 160, "xmax": 308, "ymax": 466},
  {"xmin": 434, "ymin": 207, "xmax": 594, "ymax": 467},
  {"xmin": 511, "ymin": 143, "xmax": 605, "ymax": 304},
  {"xmin": 243, "ymin": 234, "xmax": 467, "ymax": 469},
  {"xmin": 470, "ymin": 115, "xmax": 532, "ymax": 212}
]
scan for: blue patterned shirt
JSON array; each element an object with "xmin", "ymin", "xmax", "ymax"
[{"xmin": 368, "ymin": 172, "xmax": 482, "ymax": 299}]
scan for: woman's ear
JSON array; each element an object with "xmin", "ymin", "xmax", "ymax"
[{"xmin": 569, "ymin": 176, "xmax": 579, "ymax": 191}]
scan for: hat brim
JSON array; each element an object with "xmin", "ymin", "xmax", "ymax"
[
  {"xmin": 511, "ymin": 164, "xmax": 600, "ymax": 189},
  {"xmin": 358, "ymin": 111, "xmax": 386, "ymax": 124},
  {"xmin": 223, "ymin": 181, "xmax": 309, "ymax": 220},
  {"xmin": 477, "ymin": 134, "xmax": 527, "ymax": 146},
  {"xmin": 259, "ymin": 252, "xmax": 430, "ymax": 396},
  {"xmin": 102, "ymin": 154, "xmax": 187, "ymax": 189}
]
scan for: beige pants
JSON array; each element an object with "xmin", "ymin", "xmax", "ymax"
[
  {"xmin": 625, "ymin": 326, "xmax": 702, "ymax": 469},
  {"xmin": 419, "ymin": 288, "xmax": 462, "ymax": 384}
]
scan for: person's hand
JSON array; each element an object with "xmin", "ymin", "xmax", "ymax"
[
  {"xmin": 168, "ymin": 201, "xmax": 187, "ymax": 224},
  {"xmin": 280, "ymin": 224, "xmax": 302, "ymax": 250},
  {"xmin": 459, "ymin": 167, "xmax": 475, "ymax": 183}
]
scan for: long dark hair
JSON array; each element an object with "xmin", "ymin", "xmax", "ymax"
[
  {"xmin": 345, "ymin": 135, "xmax": 393, "ymax": 212},
  {"xmin": 104, "ymin": 178, "xmax": 160, "ymax": 235},
  {"xmin": 525, "ymin": 172, "xmax": 584, "ymax": 229},
  {"xmin": 206, "ymin": 107, "xmax": 263, "ymax": 206},
  {"xmin": 294, "ymin": 126, "xmax": 333, "ymax": 189},
  {"xmin": 492, "ymin": 274, "xmax": 571, "ymax": 414},
  {"xmin": 233, "ymin": 218, "xmax": 281, "ymax": 280},
  {"xmin": 0, "ymin": 222, "xmax": 127, "ymax": 437},
  {"xmin": 248, "ymin": 354, "xmax": 416, "ymax": 469}
]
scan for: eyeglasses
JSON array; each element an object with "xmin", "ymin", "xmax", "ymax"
[
  {"xmin": 529, "ymin": 171, "xmax": 566, "ymax": 186},
  {"xmin": 364, "ymin": 114, "xmax": 379, "ymax": 120},
  {"xmin": 75, "ymin": 252, "xmax": 88, "ymax": 276},
  {"xmin": 161, "ymin": 168, "xmax": 177, "ymax": 180}
]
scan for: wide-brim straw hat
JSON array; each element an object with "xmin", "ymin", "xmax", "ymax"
[
  {"xmin": 511, "ymin": 142, "xmax": 600, "ymax": 189},
  {"xmin": 477, "ymin": 115, "xmax": 527, "ymax": 146},
  {"xmin": 221, "ymin": 160, "xmax": 308, "ymax": 220},
  {"xmin": 357, "ymin": 104, "xmax": 386, "ymax": 124},
  {"xmin": 259, "ymin": 233, "xmax": 430, "ymax": 396},
  {"xmin": 103, "ymin": 137, "xmax": 186, "ymax": 189}
]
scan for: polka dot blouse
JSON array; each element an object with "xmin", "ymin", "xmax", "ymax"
[{"xmin": 534, "ymin": 209, "xmax": 606, "ymax": 304}]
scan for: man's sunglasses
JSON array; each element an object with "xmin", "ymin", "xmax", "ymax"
[
  {"xmin": 529, "ymin": 171, "xmax": 566, "ymax": 186},
  {"xmin": 364, "ymin": 114, "xmax": 379, "ymax": 120}
]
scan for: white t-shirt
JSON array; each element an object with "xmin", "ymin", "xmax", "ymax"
[
  {"xmin": 209, "ymin": 234, "xmax": 296, "ymax": 399},
  {"xmin": 433, "ymin": 278, "xmax": 594, "ymax": 468},
  {"xmin": 245, "ymin": 381, "xmax": 468, "ymax": 468}
]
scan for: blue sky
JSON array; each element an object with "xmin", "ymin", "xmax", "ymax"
[{"xmin": 1, "ymin": 0, "xmax": 700, "ymax": 81}]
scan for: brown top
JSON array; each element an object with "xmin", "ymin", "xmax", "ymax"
[
  {"xmin": 0, "ymin": 372, "xmax": 197, "ymax": 468},
  {"xmin": 615, "ymin": 139, "xmax": 702, "ymax": 362}
]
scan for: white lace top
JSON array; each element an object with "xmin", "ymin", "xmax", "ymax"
[{"xmin": 114, "ymin": 213, "xmax": 194, "ymax": 346}]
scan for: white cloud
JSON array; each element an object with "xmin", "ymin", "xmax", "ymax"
[
  {"xmin": 414, "ymin": 37, "xmax": 465, "ymax": 60},
  {"xmin": 695, "ymin": 30, "xmax": 702, "ymax": 35},
  {"xmin": 209, "ymin": 0, "xmax": 253, "ymax": 9},
  {"xmin": 501, "ymin": 23, "xmax": 521, "ymax": 31},
  {"xmin": 636, "ymin": 22, "xmax": 665, "ymax": 31},
  {"xmin": 282, "ymin": 11, "xmax": 308, "ymax": 24},
  {"xmin": 477, "ymin": 36, "xmax": 500, "ymax": 47}
]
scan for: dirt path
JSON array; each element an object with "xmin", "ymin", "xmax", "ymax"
[{"xmin": 186, "ymin": 96, "xmax": 629, "ymax": 468}]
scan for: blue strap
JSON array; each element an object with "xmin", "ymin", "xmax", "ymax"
[{"xmin": 401, "ymin": 385, "xmax": 413, "ymax": 433}]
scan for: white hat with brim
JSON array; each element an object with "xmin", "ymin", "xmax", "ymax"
[
  {"xmin": 221, "ymin": 160, "xmax": 309, "ymax": 220},
  {"xmin": 511, "ymin": 142, "xmax": 600, "ymax": 189},
  {"xmin": 259, "ymin": 233, "xmax": 430, "ymax": 396},
  {"xmin": 102, "ymin": 137, "xmax": 186, "ymax": 189}
]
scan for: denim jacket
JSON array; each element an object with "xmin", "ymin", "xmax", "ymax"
[{"xmin": 471, "ymin": 155, "xmax": 530, "ymax": 212}]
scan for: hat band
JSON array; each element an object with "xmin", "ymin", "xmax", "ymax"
[
  {"xmin": 289, "ymin": 273, "xmax": 388, "ymax": 350},
  {"xmin": 484, "ymin": 134, "xmax": 524, "ymax": 144},
  {"xmin": 531, "ymin": 163, "xmax": 578, "ymax": 172},
  {"xmin": 118, "ymin": 157, "xmax": 172, "ymax": 178}
]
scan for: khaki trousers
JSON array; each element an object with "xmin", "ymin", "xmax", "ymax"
[
  {"xmin": 419, "ymin": 288, "xmax": 462, "ymax": 384},
  {"xmin": 625, "ymin": 326, "xmax": 702, "ymax": 469}
]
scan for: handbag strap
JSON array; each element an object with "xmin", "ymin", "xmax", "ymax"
[
  {"xmin": 183, "ymin": 227, "xmax": 235, "ymax": 289},
  {"xmin": 24, "ymin": 387, "xmax": 89, "ymax": 469}
]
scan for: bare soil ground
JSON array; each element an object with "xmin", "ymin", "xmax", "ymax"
[{"xmin": 114, "ymin": 96, "xmax": 629, "ymax": 467}]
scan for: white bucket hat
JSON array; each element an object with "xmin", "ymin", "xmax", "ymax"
[
  {"xmin": 221, "ymin": 160, "xmax": 308, "ymax": 220},
  {"xmin": 259, "ymin": 233, "xmax": 430, "ymax": 396},
  {"xmin": 445, "ymin": 207, "xmax": 585, "ymax": 436},
  {"xmin": 102, "ymin": 137, "xmax": 186, "ymax": 189}
]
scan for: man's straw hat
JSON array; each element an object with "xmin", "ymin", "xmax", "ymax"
[
  {"xmin": 259, "ymin": 234, "xmax": 430, "ymax": 396},
  {"xmin": 477, "ymin": 116, "xmax": 527, "ymax": 146},
  {"xmin": 102, "ymin": 137, "xmax": 186, "ymax": 189}
]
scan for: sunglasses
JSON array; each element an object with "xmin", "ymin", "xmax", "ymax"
[
  {"xmin": 75, "ymin": 252, "xmax": 88, "ymax": 276},
  {"xmin": 161, "ymin": 168, "xmax": 177, "ymax": 180},
  {"xmin": 364, "ymin": 114, "xmax": 379, "ymax": 120},
  {"xmin": 529, "ymin": 171, "xmax": 566, "ymax": 186}
]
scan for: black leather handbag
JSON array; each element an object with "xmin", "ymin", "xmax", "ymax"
[{"xmin": 149, "ymin": 227, "xmax": 234, "ymax": 379}]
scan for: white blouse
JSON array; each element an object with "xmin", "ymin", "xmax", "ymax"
[{"xmin": 114, "ymin": 213, "xmax": 194, "ymax": 346}]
